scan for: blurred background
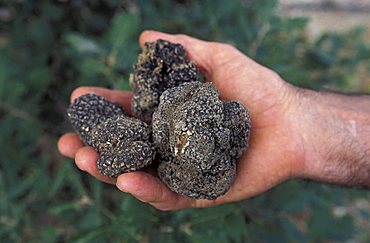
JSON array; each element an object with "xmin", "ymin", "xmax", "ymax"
[{"xmin": 0, "ymin": 0, "xmax": 369, "ymax": 242}]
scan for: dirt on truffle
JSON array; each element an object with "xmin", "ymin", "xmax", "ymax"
[
  {"xmin": 152, "ymin": 82, "xmax": 251, "ymax": 200},
  {"xmin": 129, "ymin": 39, "xmax": 199, "ymax": 122}
]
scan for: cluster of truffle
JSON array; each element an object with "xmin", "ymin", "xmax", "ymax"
[{"xmin": 68, "ymin": 40, "xmax": 251, "ymax": 200}]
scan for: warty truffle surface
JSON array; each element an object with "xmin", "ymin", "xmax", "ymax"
[
  {"xmin": 67, "ymin": 93, "xmax": 155, "ymax": 178},
  {"xmin": 92, "ymin": 116, "xmax": 155, "ymax": 177},
  {"xmin": 152, "ymin": 82, "xmax": 251, "ymax": 199},
  {"xmin": 130, "ymin": 39, "xmax": 199, "ymax": 122},
  {"xmin": 67, "ymin": 93, "xmax": 126, "ymax": 146}
]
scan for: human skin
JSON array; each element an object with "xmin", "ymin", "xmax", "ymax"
[{"xmin": 58, "ymin": 30, "xmax": 370, "ymax": 211}]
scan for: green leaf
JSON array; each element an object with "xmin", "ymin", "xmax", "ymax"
[
  {"xmin": 66, "ymin": 33, "xmax": 105, "ymax": 56},
  {"xmin": 109, "ymin": 12, "xmax": 139, "ymax": 53}
]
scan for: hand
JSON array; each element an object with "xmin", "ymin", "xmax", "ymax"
[{"xmin": 58, "ymin": 30, "xmax": 306, "ymax": 210}]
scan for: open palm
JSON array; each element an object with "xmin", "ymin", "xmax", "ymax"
[{"xmin": 58, "ymin": 31, "xmax": 304, "ymax": 210}]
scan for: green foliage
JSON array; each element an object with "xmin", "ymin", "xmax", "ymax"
[{"xmin": 0, "ymin": 0, "xmax": 369, "ymax": 242}]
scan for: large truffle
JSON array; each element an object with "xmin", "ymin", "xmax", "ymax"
[
  {"xmin": 67, "ymin": 94, "xmax": 155, "ymax": 178},
  {"xmin": 152, "ymin": 82, "xmax": 251, "ymax": 199},
  {"xmin": 67, "ymin": 93, "xmax": 126, "ymax": 146},
  {"xmin": 130, "ymin": 39, "xmax": 199, "ymax": 122}
]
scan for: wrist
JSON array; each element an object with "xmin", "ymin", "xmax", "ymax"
[{"xmin": 293, "ymin": 88, "xmax": 370, "ymax": 187}]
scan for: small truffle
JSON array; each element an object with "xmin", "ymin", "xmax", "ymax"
[
  {"xmin": 92, "ymin": 116, "xmax": 155, "ymax": 177},
  {"xmin": 67, "ymin": 93, "xmax": 126, "ymax": 146},
  {"xmin": 152, "ymin": 82, "xmax": 251, "ymax": 199},
  {"xmin": 130, "ymin": 39, "xmax": 199, "ymax": 122},
  {"xmin": 67, "ymin": 94, "xmax": 155, "ymax": 178}
]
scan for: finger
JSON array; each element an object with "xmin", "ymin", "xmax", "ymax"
[
  {"xmin": 116, "ymin": 172, "xmax": 193, "ymax": 211},
  {"xmin": 70, "ymin": 86, "xmax": 134, "ymax": 114},
  {"xmin": 139, "ymin": 30, "xmax": 215, "ymax": 78},
  {"xmin": 75, "ymin": 146, "xmax": 116, "ymax": 184},
  {"xmin": 58, "ymin": 133, "xmax": 84, "ymax": 159}
]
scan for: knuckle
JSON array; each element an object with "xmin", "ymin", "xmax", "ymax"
[
  {"xmin": 214, "ymin": 42, "xmax": 237, "ymax": 53},
  {"xmin": 175, "ymin": 34, "xmax": 190, "ymax": 41},
  {"xmin": 269, "ymin": 70, "xmax": 283, "ymax": 83}
]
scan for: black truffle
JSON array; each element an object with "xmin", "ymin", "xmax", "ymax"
[
  {"xmin": 130, "ymin": 39, "xmax": 199, "ymax": 122},
  {"xmin": 67, "ymin": 93, "xmax": 126, "ymax": 146},
  {"xmin": 67, "ymin": 94, "xmax": 155, "ymax": 178},
  {"xmin": 92, "ymin": 116, "xmax": 155, "ymax": 177},
  {"xmin": 152, "ymin": 82, "xmax": 251, "ymax": 199}
]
